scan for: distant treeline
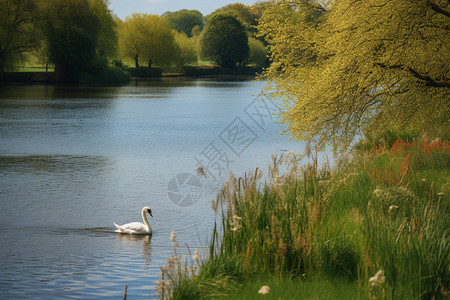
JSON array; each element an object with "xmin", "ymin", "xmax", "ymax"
[{"xmin": 0, "ymin": 0, "xmax": 271, "ymax": 83}]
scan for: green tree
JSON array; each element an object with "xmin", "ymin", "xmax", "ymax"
[
  {"xmin": 200, "ymin": 13, "xmax": 249, "ymax": 68},
  {"xmin": 118, "ymin": 13, "xmax": 178, "ymax": 69},
  {"xmin": 0, "ymin": 0, "xmax": 37, "ymax": 72},
  {"xmin": 163, "ymin": 9, "xmax": 204, "ymax": 37},
  {"xmin": 248, "ymin": 37, "xmax": 266, "ymax": 67},
  {"xmin": 38, "ymin": 0, "xmax": 100, "ymax": 81},
  {"xmin": 87, "ymin": 0, "xmax": 118, "ymax": 59},
  {"xmin": 208, "ymin": 3, "xmax": 259, "ymax": 37},
  {"xmin": 173, "ymin": 31, "xmax": 198, "ymax": 67},
  {"xmin": 259, "ymin": 0, "xmax": 450, "ymax": 152}
]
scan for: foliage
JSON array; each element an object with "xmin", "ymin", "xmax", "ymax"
[
  {"xmin": 165, "ymin": 131, "xmax": 449, "ymax": 299},
  {"xmin": 127, "ymin": 67, "xmax": 162, "ymax": 78},
  {"xmin": 87, "ymin": 0, "xmax": 118, "ymax": 59},
  {"xmin": 208, "ymin": 3, "xmax": 260, "ymax": 37},
  {"xmin": 0, "ymin": 0, "xmax": 38, "ymax": 72},
  {"xmin": 163, "ymin": 9, "xmax": 204, "ymax": 37},
  {"xmin": 200, "ymin": 13, "xmax": 249, "ymax": 68},
  {"xmin": 173, "ymin": 31, "xmax": 198, "ymax": 67},
  {"xmin": 118, "ymin": 13, "xmax": 178, "ymax": 69},
  {"xmin": 248, "ymin": 37, "xmax": 267, "ymax": 67},
  {"xmin": 38, "ymin": 0, "xmax": 101, "ymax": 81},
  {"xmin": 258, "ymin": 0, "xmax": 450, "ymax": 152}
]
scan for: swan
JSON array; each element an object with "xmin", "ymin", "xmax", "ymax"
[{"xmin": 114, "ymin": 206, "xmax": 153, "ymax": 235}]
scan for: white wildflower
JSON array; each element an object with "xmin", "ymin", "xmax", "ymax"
[
  {"xmin": 388, "ymin": 205, "xmax": 399, "ymax": 213},
  {"xmin": 369, "ymin": 270, "xmax": 386, "ymax": 288},
  {"xmin": 421, "ymin": 178, "xmax": 426, "ymax": 183},
  {"xmin": 170, "ymin": 230, "xmax": 176, "ymax": 241},
  {"xmin": 258, "ymin": 285, "xmax": 270, "ymax": 295}
]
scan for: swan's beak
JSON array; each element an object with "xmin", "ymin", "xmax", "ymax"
[{"xmin": 148, "ymin": 210, "xmax": 153, "ymax": 217}]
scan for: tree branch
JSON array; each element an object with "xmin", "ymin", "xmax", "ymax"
[
  {"xmin": 375, "ymin": 63, "xmax": 450, "ymax": 88},
  {"xmin": 407, "ymin": 67, "xmax": 450, "ymax": 88},
  {"xmin": 427, "ymin": 0, "xmax": 450, "ymax": 17}
]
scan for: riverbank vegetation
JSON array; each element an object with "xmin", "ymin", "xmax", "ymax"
[
  {"xmin": 154, "ymin": 0, "xmax": 449, "ymax": 299},
  {"xmin": 0, "ymin": 0, "xmax": 271, "ymax": 84},
  {"xmin": 159, "ymin": 131, "xmax": 449, "ymax": 299}
]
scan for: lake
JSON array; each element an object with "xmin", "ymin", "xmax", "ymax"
[{"xmin": 0, "ymin": 77, "xmax": 303, "ymax": 299}]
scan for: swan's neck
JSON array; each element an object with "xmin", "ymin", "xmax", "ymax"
[{"xmin": 141, "ymin": 208, "xmax": 152, "ymax": 233}]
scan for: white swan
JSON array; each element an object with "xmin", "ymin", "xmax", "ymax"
[{"xmin": 114, "ymin": 206, "xmax": 153, "ymax": 235}]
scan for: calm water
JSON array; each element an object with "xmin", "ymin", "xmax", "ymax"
[{"xmin": 0, "ymin": 77, "xmax": 302, "ymax": 299}]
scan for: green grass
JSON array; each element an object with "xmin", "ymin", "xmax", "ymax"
[
  {"xmin": 159, "ymin": 132, "xmax": 449, "ymax": 300},
  {"xmin": 218, "ymin": 276, "xmax": 365, "ymax": 300},
  {"xmin": 17, "ymin": 66, "xmax": 54, "ymax": 72}
]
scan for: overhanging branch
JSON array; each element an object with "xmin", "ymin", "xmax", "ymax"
[
  {"xmin": 375, "ymin": 63, "xmax": 450, "ymax": 88},
  {"xmin": 407, "ymin": 67, "xmax": 450, "ymax": 88},
  {"xmin": 427, "ymin": 0, "xmax": 450, "ymax": 17}
]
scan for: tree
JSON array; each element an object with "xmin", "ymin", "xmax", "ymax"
[
  {"xmin": 248, "ymin": 37, "xmax": 267, "ymax": 67},
  {"xmin": 200, "ymin": 13, "xmax": 249, "ymax": 68},
  {"xmin": 163, "ymin": 9, "xmax": 204, "ymax": 37},
  {"xmin": 38, "ymin": 0, "xmax": 100, "ymax": 81},
  {"xmin": 258, "ymin": 0, "xmax": 450, "ymax": 152},
  {"xmin": 87, "ymin": 0, "xmax": 118, "ymax": 59},
  {"xmin": 173, "ymin": 31, "xmax": 198, "ymax": 67},
  {"xmin": 208, "ymin": 3, "xmax": 260, "ymax": 37},
  {"xmin": 118, "ymin": 13, "xmax": 178, "ymax": 69},
  {"xmin": 0, "ymin": 0, "xmax": 37, "ymax": 72}
]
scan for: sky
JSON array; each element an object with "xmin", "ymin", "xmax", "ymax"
[{"xmin": 109, "ymin": 0, "xmax": 260, "ymax": 19}]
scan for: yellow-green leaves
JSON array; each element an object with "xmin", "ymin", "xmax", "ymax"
[
  {"xmin": 118, "ymin": 13, "xmax": 178, "ymax": 68},
  {"xmin": 259, "ymin": 0, "xmax": 450, "ymax": 152}
]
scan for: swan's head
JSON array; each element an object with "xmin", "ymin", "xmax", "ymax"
[{"xmin": 144, "ymin": 207, "xmax": 153, "ymax": 217}]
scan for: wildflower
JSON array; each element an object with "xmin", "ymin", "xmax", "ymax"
[
  {"xmin": 192, "ymin": 248, "xmax": 200, "ymax": 261},
  {"xmin": 170, "ymin": 230, "xmax": 176, "ymax": 241},
  {"xmin": 258, "ymin": 285, "xmax": 270, "ymax": 295},
  {"xmin": 369, "ymin": 270, "xmax": 385, "ymax": 288},
  {"xmin": 388, "ymin": 205, "xmax": 399, "ymax": 213},
  {"xmin": 373, "ymin": 189, "xmax": 383, "ymax": 198},
  {"xmin": 421, "ymin": 178, "xmax": 426, "ymax": 183}
]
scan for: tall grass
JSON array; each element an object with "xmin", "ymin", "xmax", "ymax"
[{"xmin": 161, "ymin": 134, "xmax": 449, "ymax": 299}]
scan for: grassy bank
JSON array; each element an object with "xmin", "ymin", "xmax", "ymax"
[{"xmin": 159, "ymin": 131, "xmax": 449, "ymax": 299}]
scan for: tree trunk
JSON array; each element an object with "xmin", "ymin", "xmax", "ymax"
[
  {"xmin": 134, "ymin": 54, "xmax": 139, "ymax": 68},
  {"xmin": 147, "ymin": 58, "xmax": 152, "ymax": 69}
]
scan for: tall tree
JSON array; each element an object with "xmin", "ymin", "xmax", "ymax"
[
  {"xmin": 200, "ymin": 13, "xmax": 249, "ymax": 68},
  {"xmin": 118, "ymin": 13, "xmax": 178, "ymax": 68},
  {"xmin": 259, "ymin": 0, "xmax": 450, "ymax": 152},
  {"xmin": 163, "ymin": 9, "xmax": 204, "ymax": 37},
  {"xmin": 38, "ymin": 0, "xmax": 100, "ymax": 81},
  {"xmin": 0, "ymin": 0, "xmax": 37, "ymax": 72},
  {"xmin": 87, "ymin": 0, "xmax": 118, "ymax": 59},
  {"xmin": 173, "ymin": 31, "xmax": 198, "ymax": 67},
  {"xmin": 208, "ymin": 3, "xmax": 260, "ymax": 37}
]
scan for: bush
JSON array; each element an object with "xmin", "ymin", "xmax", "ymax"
[{"xmin": 127, "ymin": 67, "xmax": 162, "ymax": 78}]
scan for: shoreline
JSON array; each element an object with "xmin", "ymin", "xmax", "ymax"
[{"xmin": 0, "ymin": 67, "xmax": 262, "ymax": 85}]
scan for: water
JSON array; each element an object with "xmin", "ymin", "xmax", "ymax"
[{"xmin": 0, "ymin": 77, "xmax": 302, "ymax": 299}]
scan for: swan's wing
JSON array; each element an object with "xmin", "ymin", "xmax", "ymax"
[{"xmin": 114, "ymin": 222, "xmax": 147, "ymax": 233}]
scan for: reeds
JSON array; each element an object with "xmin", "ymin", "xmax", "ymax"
[{"xmin": 163, "ymin": 133, "xmax": 449, "ymax": 299}]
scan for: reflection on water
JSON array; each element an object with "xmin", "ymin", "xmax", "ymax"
[{"xmin": 0, "ymin": 77, "xmax": 300, "ymax": 299}]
